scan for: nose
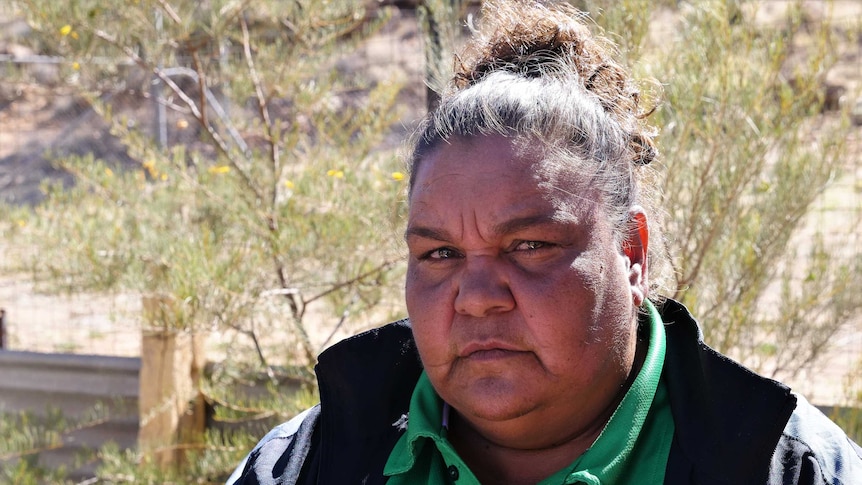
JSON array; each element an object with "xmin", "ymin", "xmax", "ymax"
[{"xmin": 454, "ymin": 257, "xmax": 515, "ymax": 317}]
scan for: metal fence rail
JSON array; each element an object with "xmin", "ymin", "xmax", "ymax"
[{"xmin": 0, "ymin": 350, "xmax": 140, "ymax": 480}]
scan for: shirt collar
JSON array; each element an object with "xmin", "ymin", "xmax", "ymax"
[{"xmin": 557, "ymin": 299, "xmax": 668, "ymax": 484}]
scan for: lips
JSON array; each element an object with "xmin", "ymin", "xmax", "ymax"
[{"xmin": 459, "ymin": 341, "xmax": 525, "ymax": 359}]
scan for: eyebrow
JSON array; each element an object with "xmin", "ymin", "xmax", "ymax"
[
  {"xmin": 404, "ymin": 225, "xmax": 451, "ymax": 242},
  {"xmin": 404, "ymin": 214, "xmax": 566, "ymax": 242},
  {"xmin": 492, "ymin": 214, "xmax": 561, "ymax": 237}
]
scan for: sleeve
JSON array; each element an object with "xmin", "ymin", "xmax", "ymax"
[
  {"xmin": 768, "ymin": 395, "xmax": 862, "ymax": 485},
  {"xmin": 226, "ymin": 404, "xmax": 321, "ymax": 485}
]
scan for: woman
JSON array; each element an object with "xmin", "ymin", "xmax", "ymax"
[{"xmin": 228, "ymin": 2, "xmax": 861, "ymax": 484}]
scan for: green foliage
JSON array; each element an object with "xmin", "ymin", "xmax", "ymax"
[
  {"xmin": 569, "ymin": 0, "xmax": 656, "ymax": 60},
  {"xmin": 0, "ymin": 404, "xmax": 111, "ymax": 484},
  {"xmin": 585, "ymin": 0, "xmax": 862, "ymax": 446},
  {"xmin": 831, "ymin": 358, "xmax": 862, "ymax": 444},
  {"xmin": 95, "ymin": 429, "xmax": 255, "ymax": 485},
  {"xmin": 545, "ymin": 3, "xmax": 861, "ymax": 375},
  {"xmin": 417, "ymin": 0, "xmax": 469, "ymax": 106},
  {"xmin": 4, "ymin": 0, "xmax": 408, "ymax": 480},
  {"xmin": 586, "ymin": 0, "xmax": 862, "ymax": 378},
  {"xmin": 9, "ymin": 0, "xmax": 408, "ymax": 375}
]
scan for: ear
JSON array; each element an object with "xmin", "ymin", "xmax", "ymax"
[{"xmin": 623, "ymin": 207, "xmax": 649, "ymax": 307}]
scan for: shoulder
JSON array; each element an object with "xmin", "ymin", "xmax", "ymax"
[
  {"xmin": 317, "ymin": 318, "xmax": 414, "ymax": 365},
  {"xmin": 770, "ymin": 394, "xmax": 862, "ymax": 485},
  {"xmin": 225, "ymin": 405, "xmax": 321, "ymax": 485}
]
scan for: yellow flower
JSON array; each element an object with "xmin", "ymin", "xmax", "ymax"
[
  {"xmin": 326, "ymin": 169, "xmax": 344, "ymax": 179},
  {"xmin": 70, "ymin": 31, "xmax": 79, "ymax": 40},
  {"xmin": 105, "ymin": 167, "xmax": 113, "ymax": 177},
  {"xmin": 17, "ymin": 220, "xmax": 26, "ymax": 228},
  {"xmin": 284, "ymin": 180, "xmax": 295, "ymax": 189},
  {"xmin": 72, "ymin": 61, "xmax": 80, "ymax": 70},
  {"xmin": 208, "ymin": 165, "xmax": 231, "ymax": 174},
  {"xmin": 142, "ymin": 160, "xmax": 157, "ymax": 177},
  {"xmin": 60, "ymin": 25, "xmax": 72, "ymax": 36},
  {"xmin": 391, "ymin": 171, "xmax": 405, "ymax": 181},
  {"xmin": 160, "ymin": 173, "xmax": 168, "ymax": 181}
]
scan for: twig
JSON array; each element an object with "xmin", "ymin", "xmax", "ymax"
[
  {"xmin": 247, "ymin": 321, "xmax": 276, "ymax": 384},
  {"xmin": 200, "ymin": 387, "xmax": 278, "ymax": 417},
  {"xmin": 191, "ymin": 51, "xmax": 209, "ymax": 128},
  {"xmin": 155, "ymin": 0, "xmax": 182, "ymax": 24},
  {"xmin": 158, "ymin": 67, "xmax": 250, "ymax": 155},
  {"xmin": 241, "ymin": 12, "xmax": 305, "ymax": 342},
  {"xmin": 274, "ymin": 264, "xmax": 301, "ymax": 320},
  {"xmin": 216, "ymin": 313, "xmax": 273, "ymax": 378},
  {"xmin": 303, "ymin": 259, "xmax": 398, "ymax": 307},
  {"xmin": 320, "ymin": 312, "xmax": 349, "ymax": 351},
  {"xmin": 0, "ymin": 442, "xmax": 65, "ymax": 461},
  {"xmin": 241, "ymin": 12, "xmax": 280, "ymax": 210},
  {"xmin": 89, "ymin": 27, "xmax": 265, "ymax": 204}
]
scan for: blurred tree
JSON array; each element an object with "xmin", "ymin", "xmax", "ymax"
[
  {"xmin": 9, "ymin": 0, "xmax": 409, "ymax": 373},
  {"xmin": 3, "ymin": 0, "xmax": 409, "ymax": 480},
  {"xmin": 571, "ymin": 0, "xmax": 862, "ymax": 381}
]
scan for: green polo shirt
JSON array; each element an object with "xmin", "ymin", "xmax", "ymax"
[{"xmin": 384, "ymin": 300, "xmax": 674, "ymax": 484}]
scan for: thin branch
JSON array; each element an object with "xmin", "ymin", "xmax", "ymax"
[
  {"xmin": 246, "ymin": 324, "xmax": 276, "ymax": 383},
  {"xmin": 216, "ymin": 313, "xmax": 275, "ymax": 380},
  {"xmin": 156, "ymin": 0, "xmax": 183, "ymax": 24},
  {"xmin": 200, "ymin": 388, "xmax": 279, "ymax": 417},
  {"xmin": 273, "ymin": 263, "xmax": 301, "ymax": 319},
  {"xmin": 302, "ymin": 259, "xmax": 398, "ymax": 307},
  {"xmin": 89, "ymin": 27, "xmax": 265, "ymax": 203},
  {"xmin": 191, "ymin": 51, "xmax": 209, "ymax": 128},
  {"xmin": 289, "ymin": 308, "xmax": 316, "ymax": 367},
  {"xmin": 0, "ymin": 414, "xmax": 112, "ymax": 460},
  {"xmin": 158, "ymin": 67, "xmax": 251, "ymax": 156},
  {"xmin": 241, "ymin": 12, "xmax": 280, "ymax": 210},
  {"xmin": 0, "ymin": 442, "xmax": 64, "ymax": 461},
  {"xmin": 318, "ymin": 296, "xmax": 356, "ymax": 352}
]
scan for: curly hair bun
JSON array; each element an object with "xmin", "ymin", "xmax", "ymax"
[{"xmin": 451, "ymin": 0, "xmax": 657, "ymax": 166}]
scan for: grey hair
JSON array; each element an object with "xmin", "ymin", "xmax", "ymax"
[{"xmin": 407, "ymin": 65, "xmax": 641, "ymax": 244}]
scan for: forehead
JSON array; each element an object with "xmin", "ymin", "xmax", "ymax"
[
  {"xmin": 408, "ymin": 136, "xmax": 598, "ymax": 228},
  {"xmin": 413, "ymin": 135, "xmax": 536, "ymax": 182}
]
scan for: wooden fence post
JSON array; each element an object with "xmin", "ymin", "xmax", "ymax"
[{"xmin": 138, "ymin": 296, "xmax": 207, "ymax": 468}]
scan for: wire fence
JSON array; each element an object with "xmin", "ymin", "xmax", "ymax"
[{"xmin": 0, "ymin": 6, "xmax": 860, "ymax": 404}]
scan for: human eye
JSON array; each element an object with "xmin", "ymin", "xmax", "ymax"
[
  {"xmin": 512, "ymin": 240, "xmax": 551, "ymax": 252},
  {"xmin": 422, "ymin": 247, "xmax": 463, "ymax": 260}
]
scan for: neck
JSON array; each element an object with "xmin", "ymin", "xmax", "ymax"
[{"xmin": 448, "ymin": 410, "xmax": 604, "ymax": 484}]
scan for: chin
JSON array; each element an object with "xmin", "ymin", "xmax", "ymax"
[{"xmin": 452, "ymin": 378, "xmax": 538, "ymax": 422}]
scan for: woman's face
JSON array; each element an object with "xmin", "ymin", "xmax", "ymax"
[{"xmin": 405, "ymin": 135, "xmax": 648, "ymax": 448}]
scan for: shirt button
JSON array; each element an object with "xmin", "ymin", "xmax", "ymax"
[{"xmin": 448, "ymin": 465, "xmax": 460, "ymax": 481}]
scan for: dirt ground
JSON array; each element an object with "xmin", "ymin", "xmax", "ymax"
[{"xmin": 1, "ymin": 2, "xmax": 861, "ymax": 406}]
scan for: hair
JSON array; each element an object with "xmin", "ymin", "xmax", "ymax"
[{"xmin": 406, "ymin": 0, "xmax": 668, "ymax": 298}]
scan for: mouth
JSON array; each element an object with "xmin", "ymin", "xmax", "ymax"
[{"xmin": 459, "ymin": 342, "xmax": 525, "ymax": 360}]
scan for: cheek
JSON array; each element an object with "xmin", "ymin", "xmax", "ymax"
[
  {"xmin": 405, "ymin": 265, "xmax": 444, "ymax": 317},
  {"xmin": 406, "ymin": 265, "xmax": 454, "ymax": 368},
  {"xmin": 521, "ymin": 252, "xmax": 626, "ymax": 360}
]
